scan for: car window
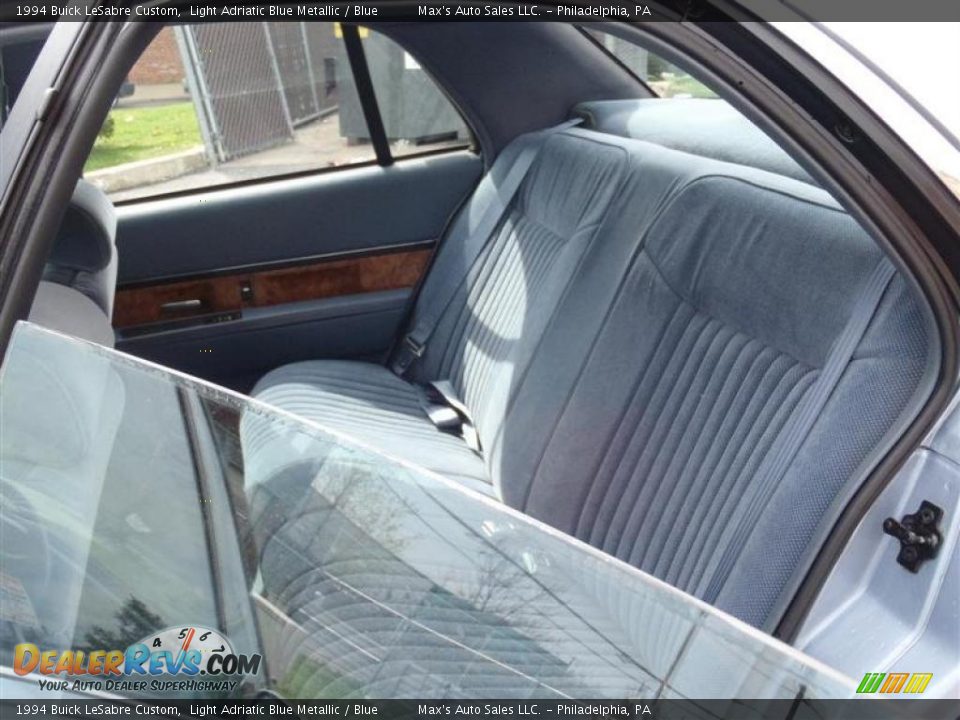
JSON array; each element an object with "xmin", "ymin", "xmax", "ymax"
[
  {"xmin": 585, "ymin": 28, "xmax": 718, "ymax": 99},
  {"xmin": 364, "ymin": 32, "xmax": 470, "ymax": 159},
  {"xmin": 0, "ymin": 321, "xmax": 855, "ymax": 700},
  {"xmin": 84, "ymin": 23, "xmax": 472, "ymax": 203}
]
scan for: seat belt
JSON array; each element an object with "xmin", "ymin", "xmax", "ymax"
[
  {"xmin": 390, "ymin": 118, "xmax": 582, "ymax": 376},
  {"xmin": 702, "ymin": 257, "xmax": 896, "ymax": 604},
  {"xmin": 418, "ymin": 379, "xmax": 481, "ymax": 453}
]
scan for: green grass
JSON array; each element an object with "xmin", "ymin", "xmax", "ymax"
[{"xmin": 85, "ymin": 102, "xmax": 202, "ymax": 172}]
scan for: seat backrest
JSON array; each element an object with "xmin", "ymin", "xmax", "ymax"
[
  {"xmin": 488, "ymin": 135, "xmax": 936, "ymax": 628},
  {"xmin": 399, "ymin": 123, "xmax": 934, "ymax": 628},
  {"xmin": 43, "ymin": 179, "xmax": 118, "ymax": 317},
  {"xmin": 408, "ymin": 130, "xmax": 634, "ymax": 445},
  {"xmin": 574, "ymin": 98, "xmax": 814, "ymax": 184}
]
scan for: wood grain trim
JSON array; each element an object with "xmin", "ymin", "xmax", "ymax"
[{"xmin": 113, "ymin": 248, "xmax": 431, "ymax": 329}]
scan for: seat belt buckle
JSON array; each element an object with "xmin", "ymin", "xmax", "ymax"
[
  {"xmin": 391, "ymin": 334, "xmax": 426, "ymax": 376},
  {"xmin": 403, "ymin": 334, "xmax": 426, "ymax": 359},
  {"xmin": 423, "ymin": 403, "xmax": 461, "ymax": 431},
  {"xmin": 424, "ymin": 379, "xmax": 482, "ymax": 455}
]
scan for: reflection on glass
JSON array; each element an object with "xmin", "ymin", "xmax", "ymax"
[{"xmin": 0, "ymin": 322, "xmax": 853, "ymax": 700}]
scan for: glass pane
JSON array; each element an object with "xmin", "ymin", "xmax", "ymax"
[
  {"xmin": 0, "ymin": 322, "xmax": 852, "ymax": 700},
  {"xmin": 363, "ymin": 31, "xmax": 472, "ymax": 158},
  {"xmin": 86, "ymin": 23, "xmax": 377, "ymax": 202},
  {"xmin": 587, "ymin": 29, "xmax": 718, "ymax": 99}
]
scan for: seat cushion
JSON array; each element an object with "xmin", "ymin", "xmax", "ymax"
[
  {"xmin": 249, "ymin": 360, "xmax": 493, "ymax": 495},
  {"xmin": 246, "ymin": 126, "xmax": 636, "ymax": 498}
]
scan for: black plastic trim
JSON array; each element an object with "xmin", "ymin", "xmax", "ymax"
[
  {"xmin": 576, "ymin": 25, "xmax": 659, "ymax": 97},
  {"xmin": 342, "ymin": 23, "xmax": 392, "ymax": 167}
]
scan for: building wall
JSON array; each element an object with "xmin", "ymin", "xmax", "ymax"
[{"xmin": 128, "ymin": 27, "xmax": 184, "ymax": 85}]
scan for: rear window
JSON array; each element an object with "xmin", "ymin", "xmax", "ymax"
[{"xmin": 585, "ymin": 28, "xmax": 718, "ymax": 99}]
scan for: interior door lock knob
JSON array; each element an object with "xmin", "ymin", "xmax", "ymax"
[{"xmin": 882, "ymin": 500, "xmax": 943, "ymax": 573}]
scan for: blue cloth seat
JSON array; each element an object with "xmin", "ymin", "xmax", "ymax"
[{"xmin": 243, "ymin": 103, "xmax": 936, "ymax": 630}]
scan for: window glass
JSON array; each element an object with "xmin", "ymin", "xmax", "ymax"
[
  {"xmin": 586, "ymin": 29, "xmax": 718, "ymax": 99},
  {"xmin": 0, "ymin": 320, "xmax": 854, "ymax": 701},
  {"xmin": 85, "ymin": 23, "xmax": 469, "ymax": 203},
  {"xmin": 363, "ymin": 32, "xmax": 471, "ymax": 159}
]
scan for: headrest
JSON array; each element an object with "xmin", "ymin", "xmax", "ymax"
[
  {"xmin": 49, "ymin": 180, "xmax": 117, "ymax": 273},
  {"xmin": 573, "ymin": 98, "xmax": 814, "ymax": 184}
]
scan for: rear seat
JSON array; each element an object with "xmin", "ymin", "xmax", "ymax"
[
  {"xmin": 243, "ymin": 101, "xmax": 936, "ymax": 629},
  {"xmin": 249, "ymin": 127, "xmax": 632, "ymax": 495}
]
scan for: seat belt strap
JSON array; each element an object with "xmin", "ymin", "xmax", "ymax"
[
  {"xmin": 417, "ymin": 379, "xmax": 482, "ymax": 453},
  {"xmin": 703, "ymin": 258, "xmax": 896, "ymax": 603},
  {"xmin": 391, "ymin": 118, "xmax": 582, "ymax": 376}
]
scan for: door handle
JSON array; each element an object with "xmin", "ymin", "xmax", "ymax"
[{"xmin": 160, "ymin": 299, "xmax": 204, "ymax": 313}]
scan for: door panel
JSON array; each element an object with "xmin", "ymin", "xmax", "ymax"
[
  {"xmin": 113, "ymin": 151, "xmax": 481, "ymax": 390},
  {"xmin": 118, "ymin": 289, "xmax": 412, "ymax": 393},
  {"xmin": 113, "ymin": 247, "xmax": 431, "ymax": 329},
  {"xmin": 114, "ymin": 151, "xmax": 480, "ymax": 283}
]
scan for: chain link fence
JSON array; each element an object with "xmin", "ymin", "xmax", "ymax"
[
  {"xmin": 175, "ymin": 23, "xmax": 468, "ymax": 166},
  {"xmin": 176, "ymin": 22, "xmax": 344, "ymax": 163}
]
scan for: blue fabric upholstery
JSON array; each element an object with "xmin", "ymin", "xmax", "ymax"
[
  {"xmin": 494, "ymin": 140, "xmax": 934, "ymax": 626},
  {"xmin": 247, "ymin": 130, "xmax": 632, "ymax": 495},
  {"xmin": 244, "ymin": 121, "xmax": 936, "ymax": 629},
  {"xmin": 574, "ymin": 98, "xmax": 813, "ymax": 184},
  {"xmin": 409, "ymin": 132, "xmax": 630, "ymax": 445},
  {"xmin": 250, "ymin": 360, "xmax": 492, "ymax": 495},
  {"xmin": 27, "ymin": 281, "xmax": 115, "ymax": 348}
]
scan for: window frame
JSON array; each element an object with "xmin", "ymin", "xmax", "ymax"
[
  {"xmin": 578, "ymin": 24, "xmax": 718, "ymax": 100},
  {"xmin": 578, "ymin": 25, "xmax": 659, "ymax": 96},
  {"xmin": 99, "ymin": 22, "xmax": 478, "ymax": 206}
]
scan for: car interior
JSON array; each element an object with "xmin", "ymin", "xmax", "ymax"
[{"xmin": 2, "ymin": 21, "xmax": 943, "ymax": 640}]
